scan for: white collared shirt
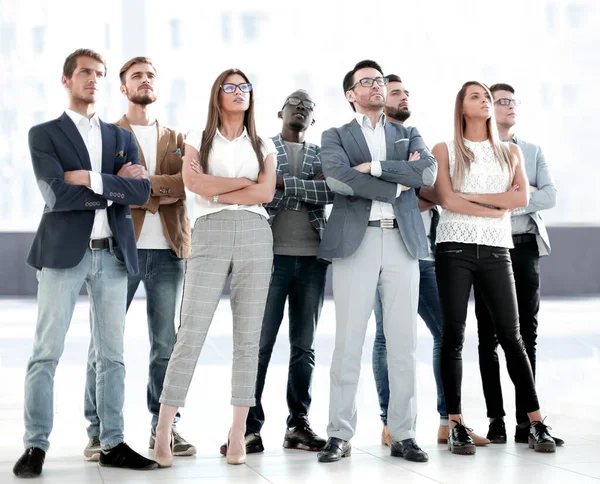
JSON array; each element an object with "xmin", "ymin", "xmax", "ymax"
[
  {"xmin": 130, "ymin": 123, "xmax": 171, "ymax": 250},
  {"xmin": 353, "ymin": 112, "xmax": 400, "ymax": 221},
  {"xmin": 64, "ymin": 109, "xmax": 112, "ymax": 239},
  {"xmin": 185, "ymin": 127, "xmax": 277, "ymax": 219}
]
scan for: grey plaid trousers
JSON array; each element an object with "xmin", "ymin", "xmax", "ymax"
[{"xmin": 160, "ymin": 210, "xmax": 273, "ymax": 407}]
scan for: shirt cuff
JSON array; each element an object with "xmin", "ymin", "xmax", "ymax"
[
  {"xmin": 88, "ymin": 171, "xmax": 112, "ymax": 206},
  {"xmin": 396, "ymin": 184, "xmax": 403, "ymax": 197},
  {"xmin": 370, "ymin": 160, "xmax": 382, "ymax": 177}
]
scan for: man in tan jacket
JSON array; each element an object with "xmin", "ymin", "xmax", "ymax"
[{"xmin": 83, "ymin": 57, "xmax": 194, "ymax": 461}]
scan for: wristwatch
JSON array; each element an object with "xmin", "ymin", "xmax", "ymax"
[{"xmin": 212, "ymin": 194, "xmax": 219, "ymax": 204}]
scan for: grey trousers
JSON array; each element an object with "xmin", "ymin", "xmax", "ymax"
[
  {"xmin": 160, "ymin": 210, "xmax": 273, "ymax": 408},
  {"xmin": 328, "ymin": 227, "xmax": 419, "ymax": 442}
]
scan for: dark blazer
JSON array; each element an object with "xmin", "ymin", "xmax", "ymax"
[
  {"xmin": 318, "ymin": 119, "xmax": 437, "ymax": 260},
  {"xmin": 27, "ymin": 112, "xmax": 151, "ymax": 275}
]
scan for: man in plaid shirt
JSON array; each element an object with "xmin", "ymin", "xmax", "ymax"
[{"xmin": 245, "ymin": 89, "xmax": 333, "ymax": 453}]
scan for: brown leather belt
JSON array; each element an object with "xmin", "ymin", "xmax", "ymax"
[
  {"xmin": 89, "ymin": 238, "xmax": 114, "ymax": 250},
  {"xmin": 368, "ymin": 219, "xmax": 398, "ymax": 229}
]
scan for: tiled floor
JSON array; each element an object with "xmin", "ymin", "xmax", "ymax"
[{"xmin": 1, "ymin": 297, "xmax": 599, "ymax": 483}]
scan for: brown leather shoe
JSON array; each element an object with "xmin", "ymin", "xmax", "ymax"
[
  {"xmin": 438, "ymin": 425, "xmax": 449, "ymax": 443},
  {"xmin": 468, "ymin": 430, "xmax": 490, "ymax": 446},
  {"xmin": 381, "ymin": 426, "xmax": 392, "ymax": 446}
]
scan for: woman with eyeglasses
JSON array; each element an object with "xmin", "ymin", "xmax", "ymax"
[
  {"xmin": 426, "ymin": 81, "xmax": 557, "ymax": 455},
  {"xmin": 152, "ymin": 69, "xmax": 277, "ymax": 467}
]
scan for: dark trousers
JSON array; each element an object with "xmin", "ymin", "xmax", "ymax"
[
  {"xmin": 475, "ymin": 236, "xmax": 541, "ymax": 423},
  {"xmin": 246, "ymin": 255, "xmax": 328, "ymax": 433},
  {"xmin": 435, "ymin": 242, "xmax": 539, "ymax": 416}
]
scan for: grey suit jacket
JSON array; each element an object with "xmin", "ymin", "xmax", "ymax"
[
  {"xmin": 511, "ymin": 137, "xmax": 557, "ymax": 256},
  {"xmin": 318, "ymin": 119, "xmax": 437, "ymax": 260}
]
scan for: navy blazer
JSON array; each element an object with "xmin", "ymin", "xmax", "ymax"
[
  {"xmin": 319, "ymin": 119, "xmax": 437, "ymax": 261},
  {"xmin": 27, "ymin": 112, "xmax": 151, "ymax": 275}
]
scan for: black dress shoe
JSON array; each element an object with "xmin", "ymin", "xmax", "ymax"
[
  {"xmin": 515, "ymin": 424, "xmax": 564, "ymax": 446},
  {"xmin": 390, "ymin": 439, "xmax": 429, "ymax": 462},
  {"xmin": 99, "ymin": 442, "xmax": 158, "ymax": 470},
  {"xmin": 528, "ymin": 421, "xmax": 556, "ymax": 453},
  {"xmin": 13, "ymin": 448, "xmax": 45, "ymax": 478},
  {"xmin": 283, "ymin": 425, "xmax": 326, "ymax": 451},
  {"xmin": 448, "ymin": 421, "xmax": 476, "ymax": 455},
  {"xmin": 317, "ymin": 437, "xmax": 351, "ymax": 463},
  {"xmin": 487, "ymin": 419, "xmax": 507, "ymax": 444},
  {"xmin": 219, "ymin": 432, "xmax": 264, "ymax": 456}
]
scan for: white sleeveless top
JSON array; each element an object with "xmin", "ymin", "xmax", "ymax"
[{"xmin": 436, "ymin": 139, "xmax": 514, "ymax": 249}]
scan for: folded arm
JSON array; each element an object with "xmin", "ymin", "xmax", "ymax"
[
  {"xmin": 217, "ymin": 153, "xmax": 276, "ymax": 205},
  {"xmin": 321, "ymin": 128, "xmax": 397, "ymax": 202},
  {"xmin": 511, "ymin": 148, "xmax": 557, "ymax": 216},
  {"xmin": 376, "ymin": 128, "xmax": 438, "ymax": 187},
  {"xmin": 29, "ymin": 126, "xmax": 108, "ymax": 212},
  {"xmin": 280, "ymin": 175, "xmax": 335, "ymax": 205},
  {"xmin": 433, "ymin": 142, "xmax": 508, "ymax": 218},
  {"xmin": 460, "ymin": 144, "xmax": 529, "ymax": 210}
]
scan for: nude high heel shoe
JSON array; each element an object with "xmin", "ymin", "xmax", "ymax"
[
  {"xmin": 155, "ymin": 431, "xmax": 174, "ymax": 468},
  {"xmin": 226, "ymin": 430, "xmax": 246, "ymax": 465}
]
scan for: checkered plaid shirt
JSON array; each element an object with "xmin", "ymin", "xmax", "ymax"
[{"xmin": 265, "ymin": 134, "xmax": 334, "ymax": 239}]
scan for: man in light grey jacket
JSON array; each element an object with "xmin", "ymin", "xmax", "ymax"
[
  {"xmin": 316, "ymin": 60, "xmax": 437, "ymax": 464},
  {"xmin": 475, "ymin": 82, "xmax": 562, "ymax": 446}
]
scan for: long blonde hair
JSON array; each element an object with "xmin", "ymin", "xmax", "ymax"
[{"xmin": 452, "ymin": 81, "xmax": 513, "ymax": 190}]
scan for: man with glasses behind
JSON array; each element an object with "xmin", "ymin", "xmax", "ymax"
[
  {"xmin": 222, "ymin": 89, "xmax": 333, "ymax": 455},
  {"xmin": 317, "ymin": 60, "xmax": 436, "ymax": 464},
  {"xmin": 475, "ymin": 83, "xmax": 561, "ymax": 445}
]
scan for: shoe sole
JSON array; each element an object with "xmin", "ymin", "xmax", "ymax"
[
  {"xmin": 84, "ymin": 452, "xmax": 100, "ymax": 462},
  {"xmin": 282, "ymin": 441, "xmax": 324, "ymax": 452},
  {"xmin": 488, "ymin": 438, "xmax": 507, "ymax": 444},
  {"xmin": 317, "ymin": 450, "xmax": 351, "ymax": 463},
  {"xmin": 173, "ymin": 446, "xmax": 197, "ymax": 456},
  {"xmin": 448, "ymin": 441, "xmax": 476, "ymax": 455},
  {"xmin": 99, "ymin": 462, "xmax": 158, "ymax": 470},
  {"xmin": 529, "ymin": 438, "xmax": 556, "ymax": 453}
]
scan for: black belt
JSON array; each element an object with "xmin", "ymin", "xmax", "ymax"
[
  {"xmin": 368, "ymin": 219, "xmax": 398, "ymax": 229},
  {"xmin": 89, "ymin": 237, "xmax": 114, "ymax": 250},
  {"xmin": 512, "ymin": 234, "xmax": 536, "ymax": 245}
]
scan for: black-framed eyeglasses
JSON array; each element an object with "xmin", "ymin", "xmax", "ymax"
[
  {"xmin": 220, "ymin": 83, "xmax": 253, "ymax": 94},
  {"xmin": 495, "ymin": 98, "xmax": 521, "ymax": 106},
  {"xmin": 283, "ymin": 97, "xmax": 316, "ymax": 111},
  {"xmin": 349, "ymin": 76, "xmax": 388, "ymax": 90}
]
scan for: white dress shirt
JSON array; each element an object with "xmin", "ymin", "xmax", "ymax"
[
  {"xmin": 131, "ymin": 123, "xmax": 171, "ymax": 250},
  {"xmin": 353, "ymin": 112, "xmax": 401, "ymax": 221},
  {"xmin": 185, "ymin": 128, "xmax": 277, "ymax": 219},
  {"xmin": 64, "ymin": 109, "xmax": 112, "ymax": 239}
]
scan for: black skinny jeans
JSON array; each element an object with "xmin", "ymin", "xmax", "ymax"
[{"xmin": 435, "ymin": 242, "xmax": 540, "ymax": 416}]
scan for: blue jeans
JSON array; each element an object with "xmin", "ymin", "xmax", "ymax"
[
  {"xmin": 372, "ymin": 259, "xmax": 447, "ymax": 425},
  {"xmin": 24, "ymin": 247, "xmax": 127, "ymax": 452},
  {"xmin": 84, "ymin": 249, "xmax": 185, "ymax": 437},
  {"xmin": 246, "ymin": 255, "xmax": 327, "ymax": 433}
]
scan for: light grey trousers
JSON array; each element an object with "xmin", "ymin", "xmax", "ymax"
[
  {"xmin": 328, "ymin": 227, "xmax": 420, "ymax": 442},
  {"xmin": 160, "ymin": 210, "xmax": 273, "ymax": 408}
]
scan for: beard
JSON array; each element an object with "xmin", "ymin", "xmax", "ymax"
[
  {"xmin": 386, "ymin": 106, "xmax": 411, "ymax": 123},
  {"xmin": 127, "ymin": 88, "xmax": 157, "ymax": 106}
]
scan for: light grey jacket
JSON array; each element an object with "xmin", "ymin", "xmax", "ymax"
[
  {"xmin": 318, "ymin": 119, "xmax": 437, "ymax": 260},
  {"xmin": 512, "ymin": 137, "xmax": 557, "ymax": 256}
]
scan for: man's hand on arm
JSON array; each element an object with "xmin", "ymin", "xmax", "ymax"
[
  {"xmin": 117, "ymin": 162, "xmax": 149, "ymax": 179},
  {"xmin": 352, "ymin": 162, "xmax": 372, "ymax": 174},
  {"xmin": 276, "ymin": 175, "xmax": 285, "ymax": 189},
  {"xmin": 64, "ymin": 170, "xmax": 91, "ymax": 187},
  {"xmin": 312, "ymin": 172, "xmax": 325, "ymax": 180}
]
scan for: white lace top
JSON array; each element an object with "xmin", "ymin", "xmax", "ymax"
[{"xmin": 436, "ymin": 139, "xmax": 514, "ymax": 249}]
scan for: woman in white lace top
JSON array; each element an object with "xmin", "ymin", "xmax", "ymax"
[{"xmin": 430, "ymin": 81, "xmax": 557, "ymax": 455}]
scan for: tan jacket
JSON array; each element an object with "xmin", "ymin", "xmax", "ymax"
[{"xmin": 115, "ymin": 116, "xmax": 191, "ymax": 259}]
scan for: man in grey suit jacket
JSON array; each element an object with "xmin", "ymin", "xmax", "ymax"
[
  {"xmin": 475, "ymin": 83, "xmax": 561, "ymax": 445},
  {"xmin": 316, "ymin": 60, "xmax": 437, "ymax": 464}
]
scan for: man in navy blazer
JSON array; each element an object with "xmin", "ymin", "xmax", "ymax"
[
  {"xmin": 13, "ymin": 49, "xmax": 157, "ymax": 479},
  {"xmin": 316, "ymin": 61, "xmax": 436, "ymax": 465}
]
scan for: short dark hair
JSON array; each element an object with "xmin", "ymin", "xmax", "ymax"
[
  {"xmin": 119, "ymin": 56, "xmax": 156, "ymax": 85},
  {"xmin": 386, "ymin": 74, "xmax": 402, "ymax": 83},
  {"xmin": 343, "ymin": 60, "xmax": 384, "ymax": 111},
  {"xmin": 63, "ymin": 48, "xmax": 107, "ymax": 79},
  {"xmin": 489, "ymin": 83, "xmax": 515, "ymax": 94}
]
